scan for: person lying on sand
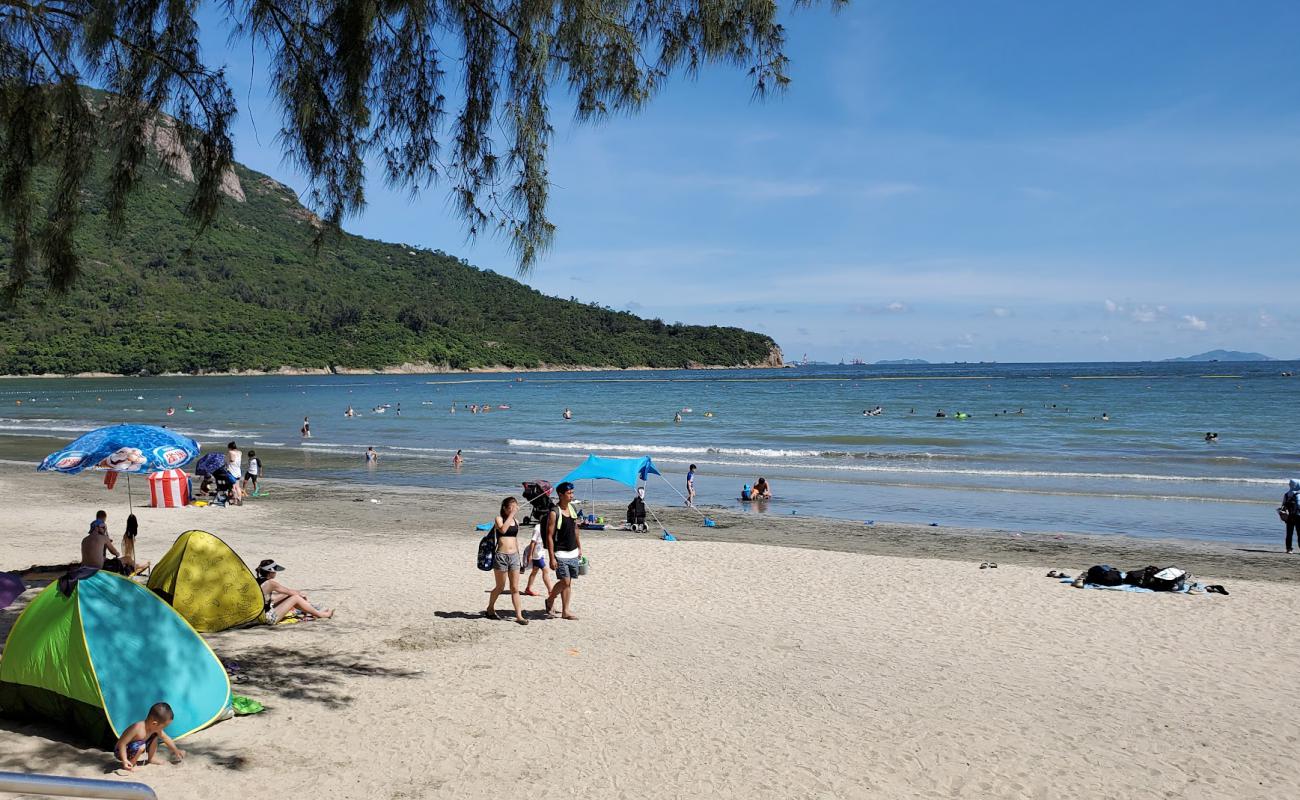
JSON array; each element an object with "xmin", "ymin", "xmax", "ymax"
[{"xmin": 255, "ymin": 559, "xmax": 334, "ymax": 622}]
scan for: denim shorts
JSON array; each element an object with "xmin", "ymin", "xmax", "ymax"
[
  {"xmin": 494, "ymin": 551, "xmax": 522, "ymax": 572},
  {"xmin": 555, "ymin": 557, "xmax": 581, "ymax": 580}
]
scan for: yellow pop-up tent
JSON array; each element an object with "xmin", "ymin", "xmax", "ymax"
[{"xmin": 147, "ymin": 530, "xmax": 264, "ymax": 631}]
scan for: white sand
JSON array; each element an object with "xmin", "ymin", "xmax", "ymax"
[{"xmin": 1, "ymin": 466, "xmax": 1298, "ymax": 799}]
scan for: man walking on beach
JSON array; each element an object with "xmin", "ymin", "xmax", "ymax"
[{"xmin": 545, "ymin": 482, "xmax": 582, "ymax": 620}]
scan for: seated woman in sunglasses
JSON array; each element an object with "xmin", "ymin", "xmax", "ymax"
[{"xmin": 254, "ymin": 559, "xmax": 335, "ymax": 622}]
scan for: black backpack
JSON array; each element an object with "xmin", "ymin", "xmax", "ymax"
[
  {"xmin": 476, "ymin": 529, "xmax": 497, "ymax": 571},
  {"xmin": 1123, "ymin": 566, "xmax": 1158, "ymax": 588},
  {"xmin": 1086, "ymin": 565, "xmax": 1124, "ymax": 586}
]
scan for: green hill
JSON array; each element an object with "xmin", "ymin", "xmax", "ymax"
[{"xmin": 0, "ymin": 140, "xmax": 780, "ymax": 376}]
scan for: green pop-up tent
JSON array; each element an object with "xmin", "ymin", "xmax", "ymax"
[{"xmin": 0, "ymin": 570, "xmax": 231, "ymax": 747}]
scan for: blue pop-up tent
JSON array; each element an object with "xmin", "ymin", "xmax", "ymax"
[{"xmin": 559, "ymin": 455, "xmax": 661, "ymax": 488}]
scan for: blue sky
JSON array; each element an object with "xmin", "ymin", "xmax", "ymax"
[{"xmin": 197, "ymin": 1, "xmax": 1300, "ymax": 362}]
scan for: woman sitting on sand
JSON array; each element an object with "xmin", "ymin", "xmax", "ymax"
[
  {"xmin": 118, "ymin": 514, "xmax": 149, "ymax": 575},
  {"xmin": 255, "ymin": 559, "xmax": 334, "ymax": 622},
  {"xmin": 485, "ymin": 497, "xmax": 528, "ymax": 625}
]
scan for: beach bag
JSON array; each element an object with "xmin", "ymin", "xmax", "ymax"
[
  {"xmin": 476, "ymin": 531, "xmax": 497, "ymax": 571},
  {"xmin": 1123, "ymin": 566, "xmax": 1157, "ymax": 588},
  {"xmin": 1284, "ymin": 491, "xmax": 1300, "ymax": 518},
  {"xmin": 1086, "ymin": 565, "xmax": 1123, "ymax": 587},
  {"xmin": 1147, "ymin": 567, "xmax": 1187, "ymax": 592}
]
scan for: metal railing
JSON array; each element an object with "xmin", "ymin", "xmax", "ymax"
[{"xmin": 0, "ymin": 771, "xmax": 157, "ymax": 799}]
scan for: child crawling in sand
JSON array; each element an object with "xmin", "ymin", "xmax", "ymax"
[{"xmin": 115, "ymin": 702, "xmax": 185, "ymax": 771}]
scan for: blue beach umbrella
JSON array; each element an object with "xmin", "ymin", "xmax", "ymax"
[
  {"xmin": 194, "ymin": 452, "xmax": 227, "ymax": 477},
  {"xmin": 39, "ymin": 424, "xmax": 199, "ymax": 475},
  {"xmin": 38, "ymin": 424, "xmax": 199, "ymax": 509}
]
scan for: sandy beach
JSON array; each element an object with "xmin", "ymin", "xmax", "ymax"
[{"xmin": 1, "ymin": 462, "xmax": 1298, "ymax": 799}]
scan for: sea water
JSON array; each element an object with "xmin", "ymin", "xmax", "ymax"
[{"xmin": 1, "ymin": 361, "xmax": 1297, "ymax": 545}]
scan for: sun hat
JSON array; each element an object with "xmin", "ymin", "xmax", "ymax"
[{"xmin": 257, "ymin": 559, "xmax": 285, "ymax": 573}]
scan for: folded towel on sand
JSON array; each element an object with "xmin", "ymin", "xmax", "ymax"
[{"xmin": 1058, "ymin": 577, "xmax": 1207, "ymax": 594}]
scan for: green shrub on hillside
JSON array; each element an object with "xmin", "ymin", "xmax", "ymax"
[{"xmin": 0, "ymin": 159, "xmax": 778, "ymax": 375}]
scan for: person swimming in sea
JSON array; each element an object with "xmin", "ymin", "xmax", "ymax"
[
  {"xmin": 936, "ymin": 409, "xmax": 947, "ymax": 418},
  {"xmin": 563, "ymin": 407, "xmax": 572, "ymax": 420},
  {"xmin": 1101, "ymin": 412, "xmax": 1110, "ymax": 421},
  {"xmin": 674, "ymin": 412, "xmax": 682, "ymax": 423},
  {"xmin": 1205, "ymin": 432, "xmax": 1219, "ymax": 442}
]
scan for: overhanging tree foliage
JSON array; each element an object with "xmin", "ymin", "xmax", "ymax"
[{"xmin": 0, "ymin": 0, "xmax": 838, "ymax": 300}]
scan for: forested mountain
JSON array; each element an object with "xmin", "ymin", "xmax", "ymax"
[{"xmin": 0, "ymin": 141, "xmax": 780, "ymax": 375}]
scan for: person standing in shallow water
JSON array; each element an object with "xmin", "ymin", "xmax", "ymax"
[{"xmin": 1283, "ymin": 479, "xmax": 1300, "ymax": 554}]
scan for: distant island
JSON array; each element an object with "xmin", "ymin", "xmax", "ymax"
[
  {"xmin": 1162, "ymin": 350, "xmax": 1275, "ymax": 363},
  {"xmin": 875, "ymin": 359, "xmax": 930, "ymax": 365}
]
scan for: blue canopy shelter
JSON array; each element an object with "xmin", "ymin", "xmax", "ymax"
[
  {"xmin": 559, "ymin": 455, "xmax": 661, "ymax": 488},
  {"xmin": 557, "ymin": 454, "xmax": 705, "ymax": 533}
]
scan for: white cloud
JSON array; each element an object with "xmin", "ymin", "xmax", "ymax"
[
  {"xmin": 990, "ymin": 307, "xmax": 1012, "ymax": 318},
  {"xmin": 851, "ymin": 301, "xmax": 910, "ymax": 315},
  {"xmin": 1104, "ymin": 299, "xmax": 1120, "ymax": 313},
  {"xmin": 1258, "ymin": 310, "xmax": 1275, "ymax": 328},
  {"xmin": 1181, "ymin": 314, "xmax": 1208, "ymax": 331},
  {"xmin": 1125, "ymin": 304, "xmax": 1168, "ymax": 324}
]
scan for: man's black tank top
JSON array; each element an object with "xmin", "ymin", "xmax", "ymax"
[{"xmin": 552, "ymin": 504, "xmax": 579, "ymax": 551}]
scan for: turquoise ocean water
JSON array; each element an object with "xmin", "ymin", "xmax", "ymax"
[{"xmin": 1, "ymin": 361, "xmax": 1297, "ymax": 545}]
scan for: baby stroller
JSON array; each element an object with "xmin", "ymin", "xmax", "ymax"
[
  {"xmin": 520, "ymin": 480, "xmax": 554, "ymax": 526},
  {"xmin": 195, "ymin": 452, "xmax": 233, "ymax": 505},
  {"xmin": 212, "ymin": 470, "xmax": 236, "ymax": 506}
]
